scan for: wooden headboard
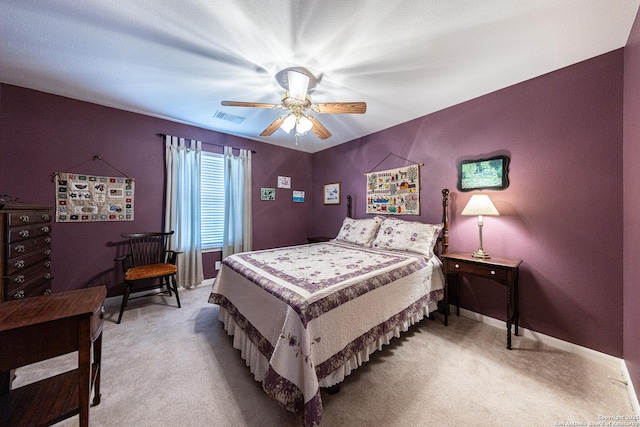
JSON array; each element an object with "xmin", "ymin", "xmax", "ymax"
[{"xmin": 439, "ymin": 188, "xmax": 450, "ymax": 256}]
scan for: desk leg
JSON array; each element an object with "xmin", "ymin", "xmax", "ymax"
[
  {"xmin": 506, "ymin": 285, "xmax": 512, "ymax": 350},
  {"xmin": 78, "ymin": 321, "xmax": 91, "ymax": 427},
  {"xmin": 92, "ymin": 332, "xmax": 102, "ymax": 406}
]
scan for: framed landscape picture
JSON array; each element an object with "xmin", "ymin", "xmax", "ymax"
[
  {"xmin": 457, "ymin": 155, "xmax": 510, "ymax": 192},
  {"xmin": 324, "ymin": 182, "xmax": 340, "ymax": 204}
]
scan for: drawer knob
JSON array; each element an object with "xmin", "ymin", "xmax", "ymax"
[
  {"xmin": 14, "ymin": 259, "xmax": 25, "ymax": 269},
  {"xmin": 44, "ymin": 273, "xmax": 53, "ymax": 280},
  {"xmin": 454, "ymin": 264, "xmax": 460, "ymax": 269},
  {"xmin": 490, "ymin": 270, "xmax": 496, "ymax": 275},
  {"xmin": 42, "ymin": 214, "xmax": 50, "ymax": 221},
  {"xmin": 44, "ymin": 249, "xmax": 52, "ymax": 256},
  {"xmin": 15, "ymin": 244, "xmax": 26, "ymax": 253},
  {"xmin": 19, "ymin": 215, "xmax": 30, "ymax": 223},
  {"xmin": 19, "ymin": 230, "xmax": 30, "ymax": 237},
  {"xmin": 41, "ymin": 226, "xmax": 50, "ymax": 233},
  {"xmin": 45, "ymin": 260, "xmax": 52, "ymax": 267},
  {"xmin": 14, "ymin": 290, "xmax": 25, "ymax": 299},
  {"xmin": 14, "ymin": 275, "xmax": 25, "ymax": 284},
  {"xmin": 45, "ymin": 237, "xmax": 52, "ymax": 244}
]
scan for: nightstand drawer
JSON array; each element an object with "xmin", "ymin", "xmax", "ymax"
[{"xmin": 448, "ymin": 261, "xmax": 508, "ymax": 281}]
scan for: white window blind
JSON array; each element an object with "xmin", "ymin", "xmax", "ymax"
[{"xmin": 201, "ymin": 151, "xmax": 225, "ymax": 250}]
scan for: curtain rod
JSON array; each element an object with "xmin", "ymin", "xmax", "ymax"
[{"xmin": 156, "ymin": 133, "xmax": 256, "ymax": 153}]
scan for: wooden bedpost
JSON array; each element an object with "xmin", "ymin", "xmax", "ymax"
[
  {"xmin": 347, "ymin": 195, "xmax": 352, "ymax": 218},
  {"xmin": 441, "ymin": 189, "xmax": 449, "ymax": 255}
]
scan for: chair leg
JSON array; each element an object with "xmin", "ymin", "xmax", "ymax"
[
  {"xmin": 117, "ymin": 282, "xmax": 132, "ymax": 324},
  {"xmin": 171, "ymin": 275, "xmax": 181, "ymax": 308},
  {"xmin": 164, "ymin": 276, "xmax": 173, "ymax": 296}
]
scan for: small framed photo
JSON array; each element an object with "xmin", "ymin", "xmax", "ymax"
[
  {"xmin": 278, "ymin": 176, "xmax": 291, "ymax": 189},
  {"xmin": 293, "ymin": 191, "xmax": 305, "ymax": 203},
  {"xmin": 457, "ymin": 155, "xmax": 510, "ymax": 192},
  {"xmin": 323, "ymin": 182, "xmax": 340, "ymax": 205},
  {"xmin": 261, "ymin": 188, "xmax": 276, "ymax": 200}
]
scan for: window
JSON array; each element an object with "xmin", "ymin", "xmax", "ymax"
[{"xmin": 201, "ymin": 151, "xmax": 225, "ymax": 250}]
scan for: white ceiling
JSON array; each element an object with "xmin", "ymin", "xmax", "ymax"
[{"xmin": 1, "ymin": 1, "xmax": 639, "ymax": 153}]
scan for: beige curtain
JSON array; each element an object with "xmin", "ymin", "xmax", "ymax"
[
  {"xmin": 222, "ymin": 146, "xmax": 252, "ymax": 258},
  {"xmin": 164, "ymin": 135, "xmax": 204, "ymax": 288}
]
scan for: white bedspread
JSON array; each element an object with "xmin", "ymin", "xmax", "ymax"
[{"xmin": 208, "ymin": 241, "xmax": 444, "ymax": 426}]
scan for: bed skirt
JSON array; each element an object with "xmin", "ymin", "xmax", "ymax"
[{"xmin": 216, "ymin": 298, "xmax": 439, "ymax": 389}]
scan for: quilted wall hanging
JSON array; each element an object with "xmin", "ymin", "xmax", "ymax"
[
  {"xmin": 55, "ymin": 172, "xmax": 134, "ymax": 222},
  {"xmin": 365, "ymin": 164, "xmax": 420, "ymax": 215}
]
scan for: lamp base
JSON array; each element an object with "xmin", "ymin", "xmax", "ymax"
[{"xmin": 471, "ymin": 249, "xmax": 491, "ymax": 259}]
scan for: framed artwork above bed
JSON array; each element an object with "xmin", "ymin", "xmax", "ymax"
[
  {"xmin": 365, "ymin": 164, "xmax": 420, "ymax": 215},
  {"xmin": 457, "ymin": 155, "xmax": 510, "ymax": 192}
]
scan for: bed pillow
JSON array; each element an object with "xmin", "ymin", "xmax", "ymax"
[
  {"xmin": 334, "ymin": 217, "xmax": 384, "ymax": 247},
  {"xmin": 371, "ymin": 217, "xmax": 443, "ymax": 258}
]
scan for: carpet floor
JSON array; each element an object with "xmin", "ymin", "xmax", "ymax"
[{"xmin": 12, "ymin": 283, "xmax": 635, "ymax": 427}]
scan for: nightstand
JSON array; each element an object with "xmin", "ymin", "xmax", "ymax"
[{"xmin": 441, "ymin": 252, "xmax": 523, "ymax": 349}]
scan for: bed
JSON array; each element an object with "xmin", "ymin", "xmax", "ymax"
[{"xmin": 208, "ymin": 189, "xmax": 450, "ymax": 426}]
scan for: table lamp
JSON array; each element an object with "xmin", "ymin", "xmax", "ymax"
[{"xmin": 461, "ymin": 194, "xmax": 500, "ymax": 259}]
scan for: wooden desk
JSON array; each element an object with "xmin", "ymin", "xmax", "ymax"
[
  {"xmin": 0, "ymin": 286, "xmax": 106, "ymax": 426},
  {"xmin": 441, "ymin": 252, "xmax": 522, "ymax": 350}
]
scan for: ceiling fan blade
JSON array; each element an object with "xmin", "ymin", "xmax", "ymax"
[
  {"xmin": 307, "ymin": 116, "xmax": 332, "ymax": 140},
  {"xmin": 313, "ymin": 102, "xmax": 367, "ymax": 114},
  {"xmin": 260, "ymin": 115, "xmax": 288, "ymax": 136},
  {"xmin": 221, "ymin": 101, "xmax": 280, "ymax": 109}
]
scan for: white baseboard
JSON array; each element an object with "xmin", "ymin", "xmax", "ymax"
[
  {"xmin": 453, "ymin": 306, "xmax": 639, "ymax": 416},
  {"xmin": 453, "ymin": 306, "xmax": 620, "ymax": 367},
  {"xmin": 622, "ymin": 361, "xmax": 640, "ymax": 417}
]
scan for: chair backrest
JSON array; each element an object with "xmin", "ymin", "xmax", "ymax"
[{"xmin": 122, "ymin": 232, "xmax": 174, "ymax": 267}]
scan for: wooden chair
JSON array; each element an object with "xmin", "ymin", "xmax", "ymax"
[{"xmin": 116, "ymin": 232, "xmax": 181, "ymax": 324}]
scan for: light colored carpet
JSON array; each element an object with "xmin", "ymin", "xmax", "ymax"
[{"xmin": 12, "ymin": 284, "xmax": 635, "ymax": 426}]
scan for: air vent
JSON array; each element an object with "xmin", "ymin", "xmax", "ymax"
[{"xmin": 214, "ymin": 110, "xmax": 245, "ymax": 124}]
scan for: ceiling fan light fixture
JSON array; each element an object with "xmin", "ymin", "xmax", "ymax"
[
  {"xmin": 281, "ymin": 114, "xmax": 296, "ymax": 133},
  {"xmin": 287, "ymin": 70, "xmax": 310, "ymax": 102},
  {"xmin": 296, "ymin": 115, "xmax": 313, "ymax": 135},
  {"xmin": 222, "ymin": 67, "xmax": 364, "ymax": 141}
]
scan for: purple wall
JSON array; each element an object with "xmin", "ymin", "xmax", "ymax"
[
  {"xmin": 624, "ymin": 6, "xmax": 640, "ymax": 408},
  {"xmin": 0, "ymin": 45, "xmax": 632, "ymax": 364},
  {"xmin": 312, "ymin": 50, "xmax": 624, "ymax": 357},
  {"xmin": 0, "ymin": 84, "xmax": 313, "ymax": 296}
]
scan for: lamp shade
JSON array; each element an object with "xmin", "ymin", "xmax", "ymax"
[{"xmin": 461, "ymin": 194, "xmax": 500, "ymax": 216}]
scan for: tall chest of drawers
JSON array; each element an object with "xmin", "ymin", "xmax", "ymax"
[{"xmin": 0, "ymin": 204, "xmax": 53, "ymax": 302}]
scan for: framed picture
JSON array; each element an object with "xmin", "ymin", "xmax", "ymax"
[
  {"xmin": 457, "ymin": 155, "xmax": 510, "ymax": 192},
  {"xmin": 323, "ymin": 182, "xmax": 340, "ymax": 205},
  {"xmin": 293, "ymin": 191, "xmax": 305, "ymax": 203},
  {"xmin": 277, "ymin": 176, "xmax": 291, "ymax": 189},
  {"xmin": 260, "ymin": 187, "xmax": 275, "ymax": 200}
]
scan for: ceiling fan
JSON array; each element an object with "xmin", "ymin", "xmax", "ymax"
[{"xmin": 221, "ymin": 68, "xmax": 366, "ymax": 140}]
